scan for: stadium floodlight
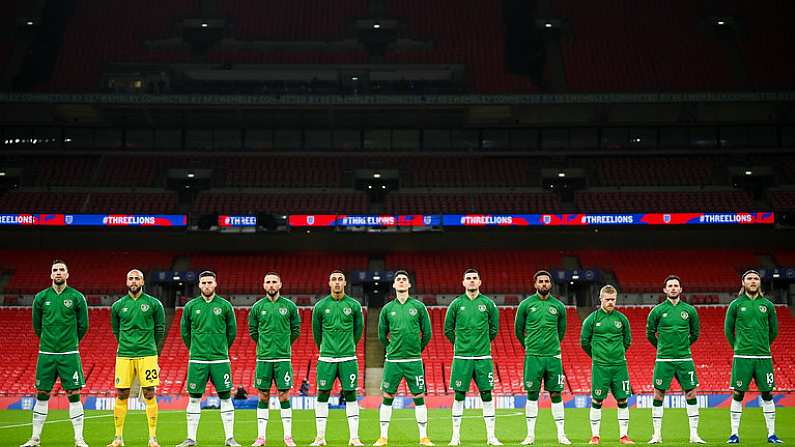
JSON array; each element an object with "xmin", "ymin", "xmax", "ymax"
[
  {"xmin": 373, "ymin": 276, "xmax": 381, "ymax": 281},
  {"xmin": 187, "ymin": 172, "xmax": 195, "ymax": 178},
  {"xmin": 0, "ymin": 172, "xmax": 6, "ymax": 176},
  {"xmin": 201, "ymin": 23, "xmax": 208, "ymax": 28},
  {"xmin": 717, "ymin": 20, "xmax": 725, "ymax": 25},
  {"xmin": 368, "ymin": 185, "xmax": 373, "ymax": 189},
  {"xmin": 172, "ymin": 275, "xmax": 181, "ymax": 280},
  {"xmin": 381, "ymin": 185, "xmax": 386, "ymax": 189},
  {"xmin": 545, "ymin": 23, "xmax": 552, "ymax": 28},
  {"xmin": 373, "ymin": 173, "xmax": 381, "ymax": 178},
  {"xmin": 374, "ymin": 282, "xmax": 379, "ymax": 286},
  {"xmin": 772, "ymin": 272, "xmax": 780, "ymax": 279},
  {"xmin": 373, "ymin": 22, "xmax": 381, "ymax": 29},
  {"xmin": 572, "ymin": 274, "xmax": 580, "ymax": 280},
  {"xmin": 64, "ymin": 138, "xmax": 72, "ymax": 142},
  {"xmin": 558, "ymin": 172, "xmax": 566, "ymax": 178},
  {"xmin": 745, "ymin": 170, "xmax": 752, "ymax": 175},
  {"xmin": 352, "ymin": 76, "xmax": 359, "ymax": 81}
]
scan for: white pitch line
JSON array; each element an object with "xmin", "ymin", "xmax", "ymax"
[
  {"xmin": 0, "ymin": 413, "xmax": 113, "ymax": 430},
  {"xmin": 0, "ymin": 410, "xmax": 524, "ymax": 429}
]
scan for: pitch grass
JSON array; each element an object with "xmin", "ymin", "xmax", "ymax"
[{"xmin": 1, "ymin": 408, "xmax": 792, "ymax": 446}]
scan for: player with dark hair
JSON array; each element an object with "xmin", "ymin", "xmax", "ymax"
[
  {"xmin": 311, "ymin": 270, "xmax": 365, "ymax": 447},
  {"xmin": 249, "ymin": 272, "xmax": 301, "ymax": 447},
  {"xmin": 22, "ymin": 260, "xmax": 89, "ymax": 447},
  {"xmin": 646, "ymin": 275, "xmax": 704, "ymax": 444},
  {"xmin": 107, "ymin": 269, "xmax": 165, "ymax": 447},
  {"xmin": 515, "ymin": 270, "xmax": 570, "ymax": 445},
  {"xmin": 374, "ymin": 270, "xmax": 434, "ymax": 446},
  {"xmin": 444, "ymin": 269, "xmax": 501, "ymax": 446},
  {"xmin": 177, "ymin": 271, "xmax": 240, "ymax": 447}
]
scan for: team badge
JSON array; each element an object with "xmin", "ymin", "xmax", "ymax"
[
  {"xmin": 65, "ymin": 215, "xmax": 74, "ymax": 225},
  {"xmin": 383, "ymin": 382, "xmax": 390, "ymax": 389},
  {"xmin": 409, "ymin": 308, "xmax": 417, "ymax": 316},
  {"xmin": 663, "ymin": 214, "xmax": 671, "ymax": 223},
  {"xmin": 549, "ymin": 307, "xmax": 557, "ymax": 315},
  {"xmin": 478, "ymin": 304, "xmax": 486, "ymax": 312},
  {"xmin": 596, "ymin": 322, "xmax": 602, "ymax": 327},
  {"xmin": 45, "ymin": 301, "xmax": 50, "ymax": 306},
  {"xmin": 319, "ymin": 379, "xmax": 327, "ymax": 387},
  {"xmin": 190, "ymin": 383, "xmax": 196, "ymax": 389},
  {"xmin": 530, "ymin": 307, "xmax": 536, "ymax": 312},
  {"xmin": 307, "ymin": 215, "xmax": 315, "ymax": 225},
  {"xmin": 740, "ymin": 307, "xmax": 746, "ymax": 312},
  {"xmin": 196, "ymin": 309, "xmax": 201, "ymax": 314},
  {"xmin": 279, "ymin": 307, "xmax": 288, "ymax": 315},
  {"xmin": 615, "ymin": 321, "xmax": 622, "ymax": 328},
  {"xmin": 525, "ymin": 381, "xmax": 533, "ymax": 388},
  {"xmin": 261, "ymin": 310, "xmax": 266, "ymax": 315},
  {"xmin": 213, "ymin": 307, "xmax": 222, "ymax": 315},
  {"xmin": 759, "ymin": 306, "xmax": 767, "ymax": 313},
  {"xmin": 662, "ymin": 313, "xmax": 668, "ymax": 318},
  {"xmin": 595, "ymin": 389, "xmax": 602, "ymax": 396},
  {"xmin": 460, "ymin": 306, "xmax": 466, "ymax": 311},
  {"xmin": 256, "ymin": 379, "xmax": 262, "ymax": 385},
  {"xmin": 455, "ymin": 380, "xmax": 462, "ymax": 387},
  {"xmin": 736, "ymin": 380, "xmax": 742, "ymax": 387},
  {"xmin": 115, "ymin": 377, "xmax": 120, "ymax": 384},
  {"xmin": 122, "ymin": 307, "xmax": 128, "ymax": 313},
  {"xmin": 655, "ymin": 379, "xmax": 662, "ymax": 386},
  {"xmin": 390, "ymin": 311, "xmax": 396, "ymax": 316},
  {"xmin": 63, "ymin": 299, "xmax": 73, "ymax": 308},
  {"xmin": 343, "ymin": 307, "xmax": 352, "ymax": 316},
  {"xmin": 680, "ymin": 311, "xmax": 688, "ymax": 320},
  {"xmin": 543, "ymin": 215, "xmax": 552, "ymax": 224},
  {"xmin": 141, "ymin": 304, "xmax": 150, "ymax": 312}
]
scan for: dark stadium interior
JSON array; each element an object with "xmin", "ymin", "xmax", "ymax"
[{"xmin": 1, "ymin": 0, "xmax": 795, "ymax": 402}]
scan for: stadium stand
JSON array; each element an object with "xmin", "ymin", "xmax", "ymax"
[
  {"xmin": 218, "ymin": 0, "xmax": 367, "ymax": 41},
  {"xmin": 770, "ymin": 191, "xmax": 795, "ymax": 211},
  {"xmin": 383, "ymin": 0, "xmax": 540, "ymax": 93},
  {"xmin": 574, "ymin": 190, "xmax": 754, "ymax": 213},
  {"xmin": 0, "ymin": 191, "xmax": 90, "ymax": 213},
  {"xmin": 578, "ymin": 250, "xmax": 760, "ymax": 293},
  {"xmin": 39, "ymin": 0, "xmax": 197, "ymax": 92},
  {"xmin": 193, "ymin": 192, "xmax": 369, "ymax": 215},
  {"xmin": 0, "ymin": 250, "xmax": 176, "ymax": 295},
  {"xmin": 384, "ymin": 192, "xmax": 560, "ymax": 214},
  {"xmin": 385, "ymin": 251, "xmax": 564, "ymax": 295},
  {"xmin": 552, "ymin": 0, "xmax": 737, "ymax": 92},
  {"xmin": 579, "ymin": 157, "xmax": 718, "ymax": 187}
]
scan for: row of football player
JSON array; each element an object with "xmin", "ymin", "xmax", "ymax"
[{"xmin": 18, "ymin": 262, "xmax": 782, "ymax": 447}]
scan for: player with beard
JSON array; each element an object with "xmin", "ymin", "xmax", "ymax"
[
  {"xmin": 21, "ymin": 260, "xmax": 89, "ymax": 447},
  {"xmin": 177, "ymin": 271, "xmax": 240, "ymax": 447},
  {"xmin": 107, "ymin": 270, "xmax": 165, "ymax": 447},
  {"xmin": 444, "ymin": 269, "xmax": 500, "ymax": 446},
  {"xmin": 645, "ymin": 275, "xmax": 704, "ymax": 444},
  {"xmin": 725, "ymin": 270, "xmax": 782, "ymax": 444},
  {"xmin": 514, "ymin": 270, "xmax": 570, "ymax": 445},
  {"xmin": 248, "ymin": 272, "xmax": 301, "ymax": 447},
  {"xmin": 311, "ymin": 270, "xmax": 365, "ymax": 447}
]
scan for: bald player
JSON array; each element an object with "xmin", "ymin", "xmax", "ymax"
[{"xmin": 107, "ymin": 269, "xmax": 166, "ymax": 447}]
